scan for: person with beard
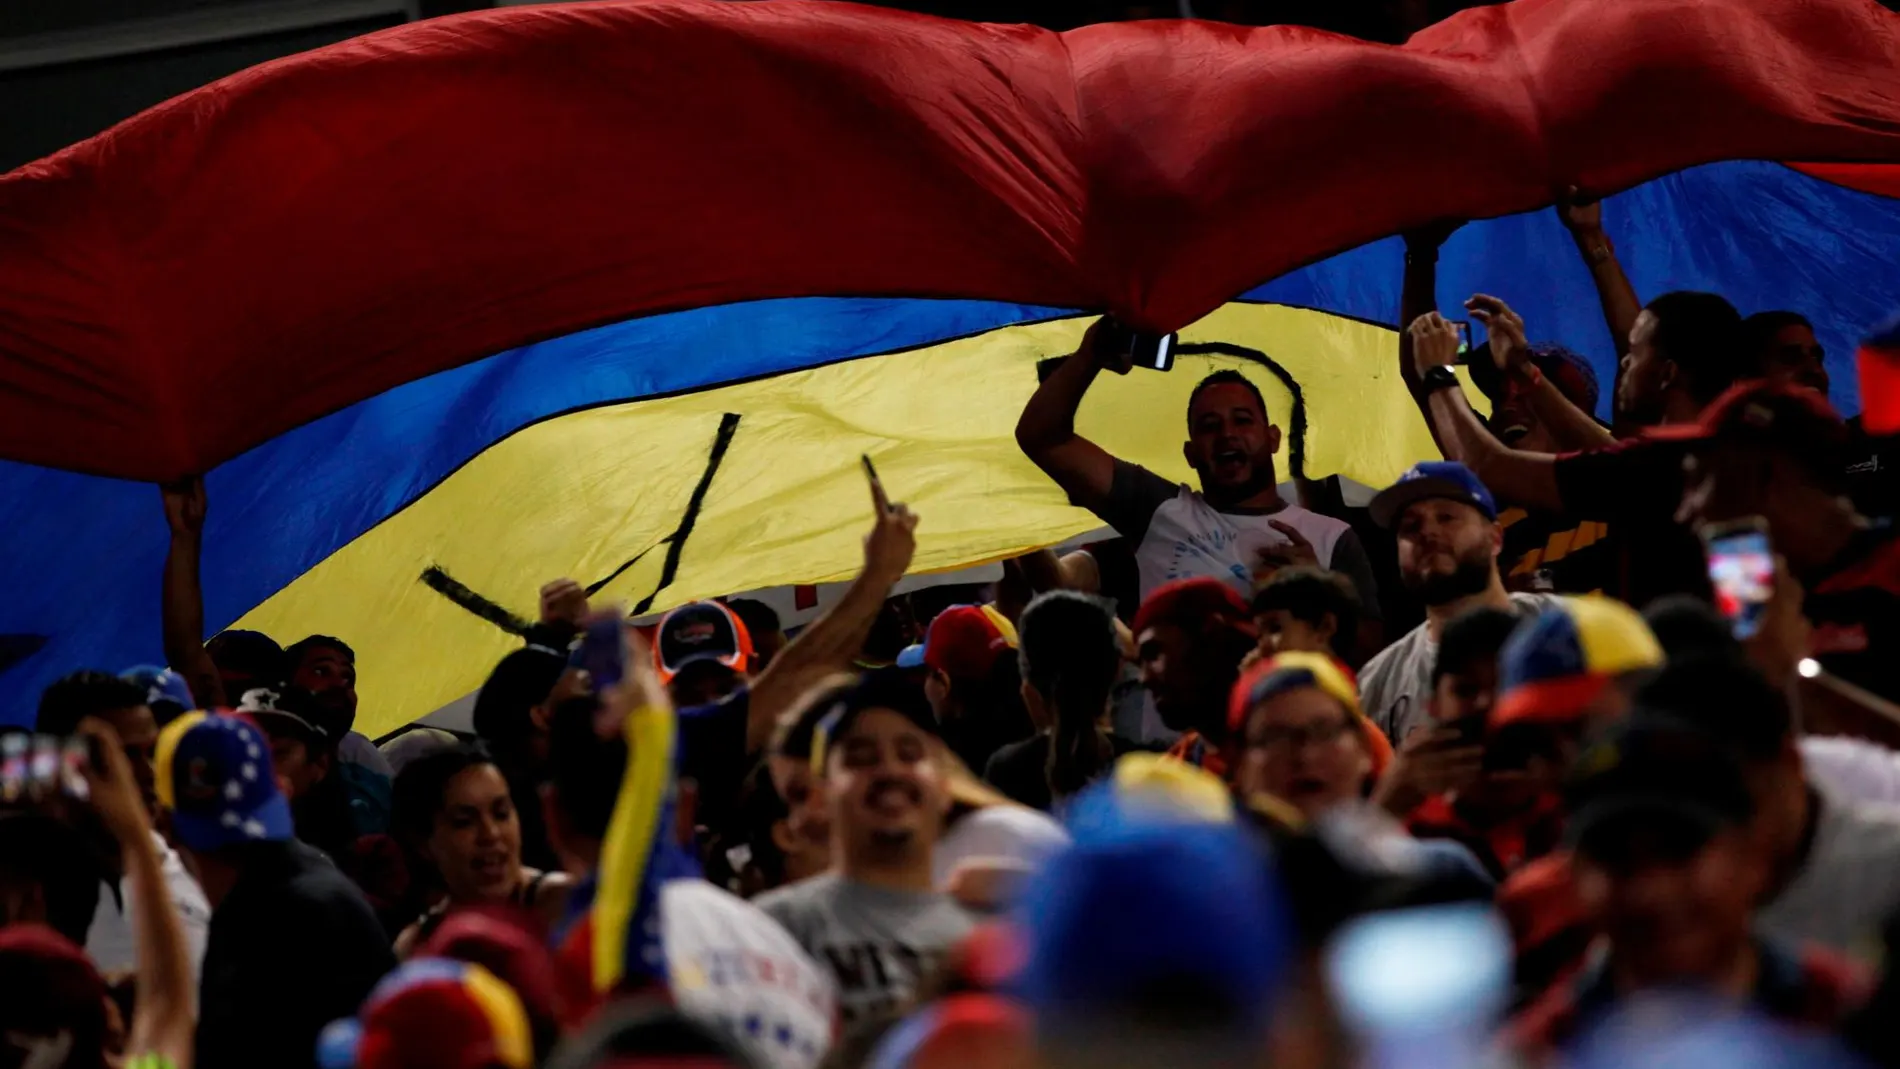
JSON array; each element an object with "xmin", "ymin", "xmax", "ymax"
[
  {"xmin": 1015, "ymin": 318, "xmax": 1381, "ymax": 645},
  {"xmin": 1129, "ymin": 578, "xmax": 1259, "ymax": 777},
  {"xmin": 283, "ymin": 634, "xmax": 395, "ymax": 835},
  {"xmin": 1408, "ymin": 294, "xmax": 1755, "ymax": 607},
  {"xmin": 753, "ymin": 670, "xmax": 974, "ymax": 1029},
  {"xmin": 1359, "ymin": 462, "xmax": 1561, "ymax": 744}
]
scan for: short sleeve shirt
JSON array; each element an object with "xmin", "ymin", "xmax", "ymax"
[
  {"xmin": 1098, "ymin": 460, "xmax": 1380, "ymax": 614},
  {"xmin": 1551, "ymin": 437, "xmax": 1708, "ymax": 606},
  {"xmin": 1359, "ymin": 592, "xmax": 1563, "ymax": 743}
]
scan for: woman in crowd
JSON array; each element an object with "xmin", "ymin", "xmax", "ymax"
[
  {"xmin": 984, "ymin": 591, "xmax": 1148, "ymax": 812},
  {"xmin": 1232, "ymin": 652, "xmax": 1490, "ymax": 887},
  {"xmin": 390, "ymin": 742, "xmax": 574, "ymax": 954}
]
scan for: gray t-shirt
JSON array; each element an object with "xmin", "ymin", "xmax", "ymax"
[
  {"xmin": 753, "ymin": 873, "xmax": 974, "ymax": 1026},
  {"xmin": 1360, "ymin": 592, "xmax": 1562, "ymax": 743},
  {"xmin": 1757, "ymin": 787, "xmax": 1900, "ymax": 962}
]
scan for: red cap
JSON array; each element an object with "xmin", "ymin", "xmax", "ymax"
[
  {"xmin": 419, "ymin": 907, "xmax": 561, "ymax": 1050},
  {"xmin": 1648, "ymin": 377, "xmax": 1849, "ymax": 474},
  {"xmin": 922, "ymin": 605, "xmax": 1015, "ymax": 681},
  {"xmin": 1131, "ymin": 578, "xmax": 1255, "ymax": 643},
  {"xmin": 0, "ymin": 926, "xmax": 108, "ymax": 1062}
]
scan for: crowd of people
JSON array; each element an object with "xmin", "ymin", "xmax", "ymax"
[{"xmin": 2, "ymin": 191, "xmax": 1897, "ymax": 1069}]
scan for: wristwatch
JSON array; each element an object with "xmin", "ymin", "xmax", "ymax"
[{"xmin": 1420, "ymin": 365, "xmax": 1462, "ymax": 393}]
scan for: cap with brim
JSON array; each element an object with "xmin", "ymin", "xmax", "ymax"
[
  {"xmin": 236, "ymin": 688, "xmax": 329, "ymax": 746},
  {"xmin": 808, "ymin": 668, "xmax": 938, "ymax": 775},
  {"xmin": 1492, "ymin": 596, "xmax": 1662, "ymax": 730},
  {"xmin": 1368, "ymin": 461, "xmax": 1499, "ymax": 529},
  {"xmin": 121, "ymin": 664, "xmax": 195, "ymax": 714},
  {"xmin": 156, "ymin": 711, "xmax": 296, "ymax": 853},
  {"xmin": 655, "ymin": 602, "xmax": 754, "ymax": 686},
  {"xmin": 896, "ymin": 644, "xmax": 927, "ymax": 669},
  {"xmin": 1645, "ymin": 377, "xmax": 1849, "ymax": 474}
]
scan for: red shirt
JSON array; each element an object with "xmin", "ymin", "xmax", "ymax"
[
  {"xmin": 1166, "ymin": 731, "xmax": 1229, "ymax": 780},
  {"xmin": 1406, "ymin": 791, "xmax": 1566, "ymax": 882}
]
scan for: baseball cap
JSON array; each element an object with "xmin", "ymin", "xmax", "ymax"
[
  {"xmin": 1648, "ymin": 377, "xmax": 1850, "ymax": 475},
  {"xmin": 1226, "ymin": 652, "xmax": 1391, "ymax": 782},
  {"xmin": 235, "ymin": 687, "xmax": 331, "ymax": 748},
  {"xmin": 1368, "ymin": 461, "xmax": 1499, "ymax": 529},
  {"xmin": 154, "ymin": 711, "xmax": 295, "ymax": 852},
  {"xmin": 807, "ymin": 668, "xmax": 938, "ymax": 775},
  {"xmin": 419, "ymin": 908, "xmax": 561, "ymax": 1055},
  {"xmin": 1492, "ymin": 596, "xmax": 1663, "ymax": 729},
  {"xmin": 866, "ymin": 995, "xmax": 1030, "ymax": 1069},
  {"xmin": 0, "ymin": 925, "xmax": 109, "ymax": 1067},
  {"xmin": 205, "ymin": 628, "xmax": 287, "ymax": 685},
  {"xmin": 121, "ymin": 664, "xmax": 195, "ymax": 719},
  {"xmin": 1013, "ymin": 809, "xmax": 1294, "ymax": 1037},
  {"xmin": 318, "ymin": 958, "xmax": 534, "ymax": 1069},
  {"xmin": 1130, "ymin": 577, "xmax": 1254, "ymax": 641},
  {"xmin": 655, "ymin": 602, "xmax": 754, "ymax": 686},
  {"xmin": 1468, "ymin": 343, "xmax": 1601, "ymax": 415},
  {"xmin": 905, "ymin": 605, "xmax": 1018, "ymax": 680},
  {"xmin": 1563, "ymin": 716, "xmax": 1754, "ymax": 862}
]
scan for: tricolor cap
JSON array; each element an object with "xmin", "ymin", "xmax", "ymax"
[
  {"xmin": 1064, "ymin": 753, "xmax": 1236, "ymax": 834},
  {"xmin": 808, "ymin": 668, "xmax": 938, "ymax": 775},
  {"xmin": 1647, "ymin": 377, "xmax": 1850, "ymax": 475},
  {"xmin": 318, "ymin": 958, "xmax": 534, "ymax": 1069},
  {"xmin": 154, "ymin": 711, "xmax": 295, "ymax": 853},
  {"xmin": 865, "ymin": 994, "xmax": 1031, "ymax": 1069},
  {"xmin": 654, "ymin": 602, "xmax": 754, "ymax": 686},
  {"xmin": 1013, "ymin": 804, "xmax": 1294, "ymax": 1036},
  {"xmin": 1368, "ymin": 460, "xmax": 1498, "ymax": 529},
  {"xmin": 120, "ymin": 665, "xmax": 195, "ymax": 720},
  {"xmin": 1493, "ymin": 597, "xmax": 1663, "ymax": 728},
  {"xmin": 911, "ymin": 605, "xmax": 1018, "ymax": 681},
  {"xmin": 1227, "ymin": 652, "xmax": 1391, "ymax": 782}
]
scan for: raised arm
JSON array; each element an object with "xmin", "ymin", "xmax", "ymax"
[
  {"xmin": 739, "ymin": 468, "xmax": 917, "ymax": 751},
  {"xmin": 1408, "ymin": 313, "xmax": 1565, "ymax": 515},
  {"xmin": 1015, "ymin": 319, "xmax": 1131, "ymax": 515},
  {"xmin": 1399, "ymin": 223, "xmax": 1461, "ymax": 401},
  {"xmin": 160, "ymin": 478, "xmax": 226, "ymax": 710},
  {"xmin": 79, "ymin": 719, "xmax": 195, "ymax": 1069},
  {"xmin": 1466, "ymin": 294, "xmax": 1614, "ymax": 451},
  {"xmin": 1558, "ymin": 189, "xmax": 1641, "ymax": 361}
]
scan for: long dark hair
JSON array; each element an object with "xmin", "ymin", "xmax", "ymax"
[{"xmin": 1018, "ymin": 592, "xmax": 1122, "ymax": 800}]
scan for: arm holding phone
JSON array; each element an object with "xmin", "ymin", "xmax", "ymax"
[
  {"xmin": 1016, "ymin": 318, "xmax": 1129, "ymax": 515},
  {"xmin": 1466, "ymin": 294, "xmax": 1614, "ymax": 451},
  {"xmin": 738, "ymin": 463, "xmax": 918, "ymax": 752},
  {"xmin": 1408, "ymin": 313, "xmax": 1567, "ymax": 514},
  {"xmin": 77, "ymin": 719, "xmax": 195, "ymax": 1069}
]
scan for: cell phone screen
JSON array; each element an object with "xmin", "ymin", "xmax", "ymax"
[
  {"xmin": 572, "ymin": 616, "xmax": 629, "ymax": 693},
  {"xmin": 1325, "ymin": 905, "xmax": 1510, "ymax": 1069},
  {"xmin": 1707, "ymin": 528, "xmax": 1774, "ymax": 638},
  {"xmin": 1452, "ymin": 320, "xmax": 1472, "ymax": 354}
]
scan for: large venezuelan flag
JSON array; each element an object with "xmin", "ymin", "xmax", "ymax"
[{"xmin": 2, "ymin": 0, "xmax": 1900, "ymax": 735}]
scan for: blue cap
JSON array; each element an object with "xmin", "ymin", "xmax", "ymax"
[
  {"xmin": 1014, "ymin": 788, "xmax": 1293, "ymax": 1034},
  {"xmin": 895, "ymin": 644, "xmax": 926, "ymax": 669},
  {"xmin": 121, "ymin": 665, "xmax": 195, "ymax": 714},
  {"xmin": 155, "ymin": 711, "xmax": 295, "ymax": 853},
  {"xmin": 1368, "ymin": 460, "xmax": 1498, "ymax": 528}
]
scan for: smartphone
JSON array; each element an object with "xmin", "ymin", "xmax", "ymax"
[
  {"xmin": 28, "ymin": 735, "xmax": 59, "ymax": 799},
  {"xmin": 0, "ymin": 733, "xmax": 27, "ymax": 803},
  {"xmin": 1102, "ymin": 316, "xmax": 1177, "ymax": 372},
  {"xmin": 1702, "ymin": 518, "xmax": 1774, "ymax": 639},
  {"xmin": 1326, "ymin": 904, "xmax": 1511, "ymax": 1068},
  {"xmin": 572, "ymin": 615, "xmax": 629, "ymax": 694},
  {"xmin": 59, "ymin": 737, "xmax": 93, "ymax": 802},
  {"xmin": 1452, "ymin": 319, "xmax": 1472, "ymax": 355}
]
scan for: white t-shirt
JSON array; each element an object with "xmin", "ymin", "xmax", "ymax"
[
  {"xmin": 932, "ymin": 805, "xmax": 1070, "ymax": 887},
  {"xmin": 1800, "ymin": 735, "xmax": 1900, "ymax": 807},
  {"xmin": 662, "ymin": 879, "xmax": 836, "ymax": 1069},
  {"xmin": 1359, "ymin": 592, "xmax": 1563, "ymax": 743},
  {"xmin": 1756, "ymin": 786, "xmax": 1900, "ymax": 963},
  {"xmin": 1098, "ymin": 462, "xmax": 1377, "ymax": 606},
  {"xmin": 85, "ymin": 831, "xmax": 212, "ymax": 986}
]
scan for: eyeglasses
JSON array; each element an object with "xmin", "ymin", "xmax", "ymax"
[{"xmin": 1247, "ymin": 718, "xmax": 1355, "ymax": 753}]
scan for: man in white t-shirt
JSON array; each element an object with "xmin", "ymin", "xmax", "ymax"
[
  {"xmin": 1015, "ymin": 318, "xmax": 1381, "ymax": 630},
  {"xmin": 1359, "ymin": 462, "xmax": 1560, "ymax": 743}
]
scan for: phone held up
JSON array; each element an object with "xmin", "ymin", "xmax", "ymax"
[
  {"xmin": 1101, "ymin": 315, "xmax": 1177, "ymax": 373},
  {"xmin": 1701, "ymin": 516, "xmax": 1775, "ymax": 639},
  {"xmin": 0, "ymin": 732, "xmax": 97, "ymax": 805}
]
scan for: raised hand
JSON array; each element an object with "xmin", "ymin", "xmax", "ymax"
[
  {"xmin": 539, "ymin": 577, "xmax": 590, "ymax": 631},
  {"xmin": 1465, "ymin": 294, "xmax": 1530, "ymax": 375},
  {"xmin": 1556, "ymin": 185, "xmax": 1603, "ymax": 236},
  {"xmin": 160, "ymin": 476, "xmax": 207, "ymax": 535},
  {"xmin": 1407, "ymin": 312, "xmax": 1463, "ymax": 376},
  {"xmin": 75, "ymin": 719, "xmax": 153, "ymax": 846},
  {"xmin": 1083, "ymin": 317, "xmax": 1133, "ymax": 376},
  {"xmin": 863, "ymin": 460, "xmax": 919, "ymax": 585},
  {"xmin": 1254, "ymin": 520, "xmax": 1320, "ymax": 586}
]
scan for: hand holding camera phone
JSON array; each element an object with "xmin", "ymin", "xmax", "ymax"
[
  {"xmin": 1702, "ymin": 518, "xmax": 1775, "ymax": 639},
  {"xmin": 1094, "ymin": 315, "xmax": 1178, "ymax": 373},
  {"xmin": 0, "ymin": 731, "xmax": 99, "ymax": 804}
]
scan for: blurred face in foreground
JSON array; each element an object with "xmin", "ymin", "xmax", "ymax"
[
  {"xmin": 826, "ymin": 709, "xmax": 950, "ymax": 862},
  {"xmin": 1573, "ymin": 819, "xmax": 1768, "ymax": 988},
  {"xmin": 1236, "ymin": 686, "xmax": 1370, "ymax": 818}
]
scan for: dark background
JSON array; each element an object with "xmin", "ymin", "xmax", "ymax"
[{"xmin": 0, "ymin": 0, "xmax": 1492, "ymax": 172}]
